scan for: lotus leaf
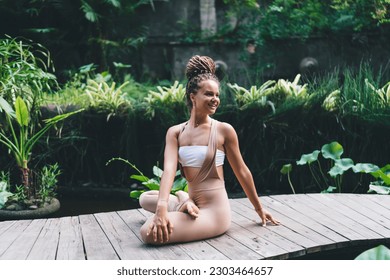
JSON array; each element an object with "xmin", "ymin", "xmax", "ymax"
[
  {"xmin": 355, "ymin": 245, "xmax": 390, "ymax": 260},
  {"xmin": 296, "ymin": 150, "xmax": 320, "ymax": 165},
  {"xmin": 321, "ymin": 141, "xmax": 343, "ymax": 160}
]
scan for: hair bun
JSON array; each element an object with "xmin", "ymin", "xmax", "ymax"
[{"xmin": 186, "ymin": 55, "xmax": 216, "ymax": 80}]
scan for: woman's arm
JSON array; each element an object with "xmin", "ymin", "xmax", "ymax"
[
  {"xmin": 146, "ymin": 125, "xmax": 180, "ymax": 243},
  {"xmin": 222, "ymin": 123, "xmax": 279, "ymax": 226}
]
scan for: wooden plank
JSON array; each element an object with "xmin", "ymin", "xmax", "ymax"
[
  {"xmin": 207, "ymin": 222, "xmax": 265, "ymax": 260},
  {"xmin": 256, "ymin": 197, "xmax": 349, "ymax": 248},
  {"xmin": 309, "ymin": 194, "xmax": 390, "ymax": 237},
  {"xmin": 0, "ymin": 220, "xmax": 32, "ymax": 258},
  {"xmin": 0, "ymin": 219, "xmax": 46, "ymax": 260},
  {"xmin": 352, "ymin": 194, "xmax": 390, "ymax": 221},
  {"xmin": 206, "ymin": 227, "xmax": 264, "ymax": 260},
  {"xmin": 177, "ymin": 239, "xmax": 229, "ymax": 260},
  {"xmin": 233, "ymin": 197, "xmax": 333, "ymax": 255},
  {"xmin": 366, "ymin": 195, "xmax": 390, "ymax": 211},
  {"xmin": 137, "ymin": 208, "xmax": 229, "ymax": 260},
  {"xmin": 117, "ymin": 209, "xmax": 192, "ymax": 260},
  {"xmin": 0, "ymin": 195, "xmax": 389, "ymax": 260},
  {"xmin": 79, "ymin": 214, "xmax": 119, "ymax": 260},
  {"xmin": 94, "ymin": 211, "xmax": 156, "ymax": 259},
  {"xmin": 27, "ymin": 218, "xmax": 61, "ymax": 260},
  {"xmin": 270, "ymin": 194, "xmax": 367, "ymax": 242},
  {"xmin": 0, "ymin": 221, "xmax": 16, "ymax": 237},
  {"xmin": 296, "ymin": 194, "xmax": 383, "ymax": 240},
  {"xmin": 56, "ymin": 216, "xmax": 85, "ymax": 260},
  {"xmin": 230, "ymin": 200, "xmax": 306, "ymax": 259}
]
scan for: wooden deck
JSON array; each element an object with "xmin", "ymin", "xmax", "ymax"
[{"xmin": 1, "ymin": 193, "xmax": 390, "ymax": 260}]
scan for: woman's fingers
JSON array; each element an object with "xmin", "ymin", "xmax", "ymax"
[
  {"xmin": 161, "ymin": 224, "xmax": 170, "ymax": 242},
  {"xmin": 187, "ymin": 203, "xmax": 199, "ymax": 219},
  {"xmin": 147, "ymin": 219, "xmax": 174, "ymax": 243},
  {"xmin": 267, "ymin": 214, "xmax": 281, "ymax": 225}
]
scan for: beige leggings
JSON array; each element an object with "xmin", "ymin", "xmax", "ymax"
[{"xmin": 139, "ymin": 178, "xmax": 231, "ymax": 245}]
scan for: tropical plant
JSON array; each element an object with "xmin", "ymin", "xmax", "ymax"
[
  {"xmin": 0, "ymin": 96, "xmax": 82, "ymax": 197},
  {"xmin": 84, "ymin": 78, "xmax": 131, "ymax": 120},
  {"xmin": 106, "ymin": 157, "xmax": 188, "ymax": 199},
  {"xmin": 267, "ymin": 74, "xmax": 308, "ymax": 105},
  {"xmin": 144, "ymin": 81, "xmax": 186, "ymax": 117},
  {"xmin": 37, "ymin": 163, "xmax": 61, "ymax": 203},
  {"xmin": 322, "ymin": 89, "xmax": 342, "ymax": 112},
  {"xmin": 365, "ymin": 80, "xmax": 390, "ymax": 107},
  {"xmin": 281, "ymin": 141, "xmax": 380, "ymax": 193},
  {"xmin": 0, "ymin": 35, "xmax": 57, "ymax": 110},
  {"xmin": 227, "ymin": 80, "xmax": 276, "ymax": 110},
  {"xmin": 367, "ymin": 164, "xmax": 390, "ymax": 195},
  {"xmin": 143, "ymin": 81, "xmax": 188, "ymax": 127}
]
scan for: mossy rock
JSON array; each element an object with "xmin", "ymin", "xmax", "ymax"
[{"xmin": 0, "ymin": 198, "xmax": 60, "ymax": 221}]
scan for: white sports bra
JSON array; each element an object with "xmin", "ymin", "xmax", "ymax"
[{"xmin": 179, "ymin": 145, "xmax": 225, "ymax": 168}]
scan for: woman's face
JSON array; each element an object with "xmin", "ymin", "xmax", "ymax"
[{"xmin": 191, "ymin": 79, "xmax": 220, "ymax": 115}]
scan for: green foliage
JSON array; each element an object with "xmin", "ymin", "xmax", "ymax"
[
  {"xmin": 355, "ymin": 245, "xmax": 390, "ymax": 260},
  {"xmin": 322, "ymin": 90, "xmax": 341, "ymax": 112},
  {"xmin": 106, "ymin": 157, "xmax": 188, "ymax": 199},
  {"xmin": 0, "ymin": 180, "xmax": 13, "ymax": 209},
  {"xmin": 0, "ymin": 97, "xmax": 82, "ymax": 169},
  {"xmin": 367, "ymin": 164, "xmax": 390, "ymax": 194},
  {"xmin": 258, "ymin": 0, "xmax": 330, "ymax": 39},
  {"xmin": 268, "ymin": 75, "xmax": 308, "ymax": 104},
  {"xmin": 84, "ymin": 79, "xmax": 131, "ymax": 120},
  {"xmin": 280, "ymin": 164, "xmax": 295, "ymax": 194},
  {"xmin": 0, "ymin": 96, "xmax": 82, "ymax": 195},
  {"xmin": 228, "ymin": 75, "xmax": 307, "ymax": 112},
  {"xmin": 283, "ymin": 141, "xmax": 382, "ymax": 193},
  {"xmin": 143, "ymin": 81, "xmax": 188, "ymax": 126},
  {"xmin": 0, "ymin": 36, "xmax": 57, "ymax": 108},
  {"xmin": 227, "ymin": 81, "xmax": 275, "ymax": 110},
  {"xmin": 38, "ymin": 163, "xmax": 61, "ymax": 203}
]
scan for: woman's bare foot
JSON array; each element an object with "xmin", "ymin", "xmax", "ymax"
[{"xmin": 175, "ymin": 191, "xmax": 199, "ymax": 219}]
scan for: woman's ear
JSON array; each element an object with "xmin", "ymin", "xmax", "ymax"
[{"xmin": 190, "ymin": 93, "xmax": 196, "ymax": 105}]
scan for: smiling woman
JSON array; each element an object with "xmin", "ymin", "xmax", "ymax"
[{"xmin": 138, "ymin": 55, "xmax": 279, "ymax": 245}]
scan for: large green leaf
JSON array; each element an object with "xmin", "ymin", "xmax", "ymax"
[
  {"xmin": 328, "ymin": 158, "xmax": 354, "ymax": 177},
  {"xmin": 355, "ymin": 245, "xmax": 390, "ymax": 260},
  {"xmin": 130, "ymin": 190, "xmax": 144, "ymax": 199},
  {"xmin": 296, "ymin": 150, "xmax": 320, "ymax": 165},
  {"xmin": 368, "ymin": 184, "xmax": 390, "ymax": 195},
  {"xmin": 143, "ymin": 178, "xmax": 160, "ymax": 190},
  {"xmin": 321, "ymin": 141, "xmax": 343, "ymax": 160},
  {"xmin": 371, "ymin": 165, "xmax": 390, "ymax": 185},
  {"xmin": 0, "ymin": 96, "xmax": 15, "ymax": 117},
  {"xmin": 14, "ymin": 97, "xmax": 29, "ymax": 127},
  {"xmin": 130, "ymin": 174, "xmax": 149, "ymax": 183},
  {"xmin": 352, "ymin": 163, "xmax": 380, "ymax": 173},
  {"xmin": 171, "ymin": 177, "xmax": 188, "ymax": 192}
]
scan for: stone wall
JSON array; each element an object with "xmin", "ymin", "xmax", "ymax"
[{"xmin": 135, "ymin": 0, "xmax": 390, "ymax": 84}]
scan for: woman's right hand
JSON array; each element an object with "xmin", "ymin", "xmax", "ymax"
[{"xmin": 146, "ymin": 203, "xmax": 174, "ymax": 243}]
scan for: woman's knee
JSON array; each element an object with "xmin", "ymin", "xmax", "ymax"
[
  {"xmin": 140, "ymin": 223, "xmax": 153, "ymax": 244},
  {"xmin": 139, "ymin": 191, "xmax": 158, "ymax": 212}
]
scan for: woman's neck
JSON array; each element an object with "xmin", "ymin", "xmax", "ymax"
[{"xmin": 189, "ymin": 113, "xmax": 210, "ymax": 128}]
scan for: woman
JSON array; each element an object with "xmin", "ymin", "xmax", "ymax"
[{"xmin": 140, "ymin": 55, "xmax": 279, "ymax": 245}]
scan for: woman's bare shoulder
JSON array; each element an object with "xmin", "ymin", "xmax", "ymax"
[
  {"xmin": 166, "ymin": 122, "xmax": 186, "ymax": 138},
  {"xmin": 217, "ymin": 121, "xmax": 236, "ymax": 137}
]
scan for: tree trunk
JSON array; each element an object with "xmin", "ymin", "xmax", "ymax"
[{"xmin": 20, "ymin": 166, "xmax": 31, "ymax": 198}]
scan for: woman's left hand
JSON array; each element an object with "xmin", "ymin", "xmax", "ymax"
[{"xmin": 255, "ymin": 208, "xmax": 280, "ymax": 226}]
